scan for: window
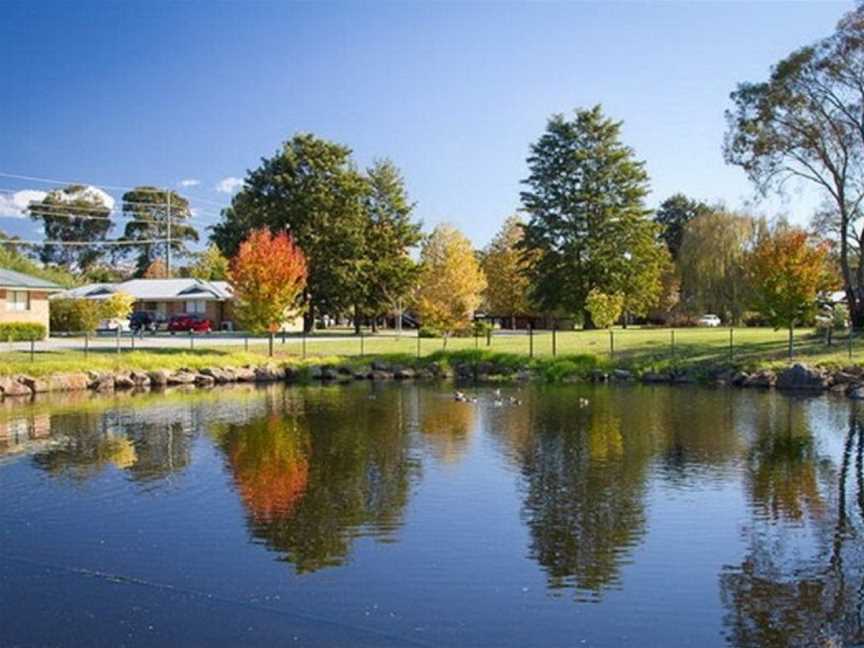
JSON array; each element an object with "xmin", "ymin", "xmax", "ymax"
[
  {"xmin": 185, "ymin": 300, "xmax": 206, "ymax": 314},
  {"xmin": 6, "ymin": 291, "xmax": 29, "ymax": 312}
]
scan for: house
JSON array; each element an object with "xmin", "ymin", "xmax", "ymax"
[
  {"xmin": 56, "ymin": 278, "xmax": 303, "ymax": 332},
  {"xmin": 58, "ymin": 279, "xmax": 236, "ymax": 329},
  {"xmin": 0, "ymin": 268, "xmax": 62, "ymax": 332}
]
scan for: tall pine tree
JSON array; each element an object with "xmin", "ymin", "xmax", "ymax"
[{"xmin": 520, "ymin": 106, "xmax": 664, "ymax": 328}]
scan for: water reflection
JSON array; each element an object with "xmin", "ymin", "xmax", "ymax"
[
  {"xmin": 720, "ymin": 408, "xmax": 864, "ymax": 647},
  {"xmin": 214, "ymin": 386, "xmax": 420, "ymax": 573}
]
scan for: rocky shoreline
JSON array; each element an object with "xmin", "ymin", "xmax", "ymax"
[{"xmin": 0, "ymin": 359, "xmax": 863, "ymax": 403}]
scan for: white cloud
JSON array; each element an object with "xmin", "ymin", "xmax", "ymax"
[
  {"xmin": 0, "ymin": 189, "xmax": 48, "ymax": 218},
  {"xmin": 55, "ymin": 186, "xmax": 116, "ymax": 210},
  {"xmin": 215, "ymin": 177, "xmax": 243, "ymax": 194},
  {"xmin": 179, "ymin": 179, "xmax": 200, "ymax": 187}
]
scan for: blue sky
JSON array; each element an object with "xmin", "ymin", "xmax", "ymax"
[{"xmin": 0, "ymin": 1, "xmax": 851, "ymax": 250}]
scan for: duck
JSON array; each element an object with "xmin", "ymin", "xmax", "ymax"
[
  {"xmin": 577, "ymin": 397, "xmax": 590, "ymax": 408},
  {"xmin": 454, "ymin": 391, "xmax": 468, "ymax": 402}
]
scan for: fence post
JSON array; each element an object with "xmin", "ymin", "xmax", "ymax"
[
  {"xmin": 116, "ymin": 327, "xmax": 121, "ymax": 354},
  {"xmin": 302, "ymin": 331, "xmax": 307, "ymax": 359},
  {"xmin": 84, "ymin": 332, "xmax": 89, "ymax": 359},
  {"xmin": 30, "ymin": 339, "xmax": 34, "ymax": 362},
  {"xmin": 189, "ymin": 330, "xmax": 194, "ymax": 350},
  {"xmin": 416, "ymin": 332, "xmax": 421, "ymax": 359},
  {"xmin": 360, "ymin": 331, "xmax": 365, "ymax": 357},
  {"xmin": 269, "ymin": 332, "xmax": 274, "ymax": 357},
  {"xmin": 282, "ymin": 330, "xmax": 286, "ymax": 345},
  {"xmin": 475, "ymin": 329, "xmax": 479, "ymax": 350},
  {"xmin": 609, "ymin": 329, "xmax": 614, "ymax": 359},
  {"xmin": 849, "ymin": 327, "xmax": 854, "ymax": 360},
  {"xmin": 729, "ymin": 327, "xmax": 734, "ymax": 362},
  {"xmin": 244, "ymin": 334, "xmax": 248, "ymax": 352},
  {"xmin": 443, "ymin": 334, "xmax": 447, "ymax": 350},
  {"xmin": 486, "ymin": 329, "xmax": 491, "ymax": 347},
  {"xmin": 553, "ymin": 325, "xmax": 558, "ymax": 357},
  {"xmin": 670, "ymin": 329, "xmax": 675, "ymax": 360},
  {"xmin": 131, "ymin": 333, "xmax": 135, "ymax": 351}
]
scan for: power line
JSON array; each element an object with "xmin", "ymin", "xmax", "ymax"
[{"xmin": 0, "ymin": 238, "xmax": 165, "ymax": 247}]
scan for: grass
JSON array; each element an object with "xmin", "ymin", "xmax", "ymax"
[{"xmin": 0, "ymin": 326, "xmax": 858, "ymax": 378}]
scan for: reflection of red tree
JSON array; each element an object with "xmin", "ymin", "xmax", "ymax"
[{"xmin": 227, "ymin": 416, "xmax": 310, "ymax": 523}]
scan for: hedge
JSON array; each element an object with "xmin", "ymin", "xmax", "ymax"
[{"xmin": 0, "ymin": 322, "xmax": 47, "ymax": 342}]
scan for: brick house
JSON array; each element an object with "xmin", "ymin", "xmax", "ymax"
[{"xmin": 0, "ymin": 268, "xmax": 62, "ymax": 332}]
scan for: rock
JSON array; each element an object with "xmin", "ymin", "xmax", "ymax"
[
  {"xmin": 611, "ymin": 369, "xmax": 632, "ymax": 381},
  {"xmin": 671, "ymin": 372, "xmax": 697, "ymax": 384},
  {"xmin": 744, "ymin": 370, "xmax": 776, "ymax": 388},
  {"xmin": 371, "ymin": 360, "xmax": 391, "ymax": 372},
  {"xmin": 394, "ymin": 367, "xmax": 416, "ymax": 379},
  {"xmin": 590, "ymin": 370, "xmax": 608, "ymax": 382},
  {"xmin": 515, "ymin": 370, "xmax": 533, "ymax": 382},
  {"xmin": 426, "ymin": 362, "xmax": 444, "ymax": 376},
  {"xmin": 234, "ymin": 367, "xmax": 256, "ymax": 382},
  {"xmin": 369, "ymin": 370, "xmax": 393, "ymax": 381},
  {"xmin": 713, "ymin": 369, "xmax": 735, "ymax": 386},
  {"xmin": 337, "ymin": 366, "xmax": 353, "ymax": 376},
  {"xmin": 201, "ymin": 367, "xmax": 230, "ymax": 383},
  {"xmin": 130, "ymin": 371, "xmax": 151, "ymax": 388},
  {"xmin": 307, "ymin": 365, "xmax": 323, "ymax": 380},
  {"xmin": 47, "ymin": 372, "xmax": 89, "ymax": 392},
  {"xmin": 167, "ymin": 371, "xmax": 196, "ymax": 385},
  {"xmin": 352, "ymin": 366, "xmax": 371, "ymax": 380},
  {"xmin": 0, "ymin": 376, "xmax": 32, "ymax": 397},
  {"xmin": 254, "ymin": 365, "xmax": 285, "ymax": 382},
  {"xmin": 92, "ymin": 375, "xmax": 115, "ymax": 392},
  {"xmin": 831, "ymin": 382, "xmax": 849, "ymax": 393},
  {"xmin": 321, "ymin": 366, "xmax": 340, "ymax": 381},
  {"xmin": 641, "ymin": 372, "xmax": 670, "ymax": 384},
  {"xmin": 831, "ymin": 371, "xmax": 858, "ymax": 386},
  {"xmin": 17, "ymin": 374, "xmax": 48, "ymax": 393},
  {"xmin": 776, "ymin": 363, "xmax": 829, "ymax": 391},
  {"xmin": 113, "ymin": 373, "xmax": 136, "ymax": 390},
  {"xmin": 195, "ymin": 373, "xmax": 216, "ymax": 386},
  {"xmin": 147, "ymin": 370, "xmax": 170, "ymax": 386},
  {"xmin": 849, "ymin": 385, "xmax": 864, "ymax": 400},
  {"xmin": 731, "ymin": 371, "xmax": 749, "ymax": 387}
]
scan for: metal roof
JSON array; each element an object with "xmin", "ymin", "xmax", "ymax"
[
  {"xmin": 55, "ymin": 279, "xmax": 233, "ymax": 301},
  {"xmin": 0, "ymin": 267, "xmax": 62, "ymax": 291}
]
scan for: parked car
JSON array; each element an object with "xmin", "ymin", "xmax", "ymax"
[
  {"xmin": 167, "ymin": 314, "xmax": 213, "ymax": 334},
  {"xmin": 96, "ymin": 318, "xmax": 130, "ymax": 334},
  {"xmin": 696, "ymin": 314, "xmax": 722, "ymax": 327},
  {"xmin": 129, "ymin": 311, "xmax": 165, "ymax": 334}
]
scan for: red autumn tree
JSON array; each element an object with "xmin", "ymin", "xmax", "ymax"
[
  {"xmin": 748, "ymin": 227, "xmax": 838, "ymax": 357},
  {"xmin": 229, "ymin": 228, "xmax": 308, "ymax": 336}
]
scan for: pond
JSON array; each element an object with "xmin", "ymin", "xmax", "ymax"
[{"xmin": 1, "ymin": 382, "xmax": 862, "ymax": 647}]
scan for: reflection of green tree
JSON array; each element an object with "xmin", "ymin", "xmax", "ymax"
[
  {"xmin": 218, "ymin": 386, "xmax": 418, "ymax": 573},
  {"xmin": 516, "ymin": 388, "xmax": 652, "ymax": 598},
  {"xmin": 721, "ymin": 411, "xmax": 864, "ymax": 647},
  {"xmin": 419, "ymin": 396, "xmax": 475, "ymax": 464}
]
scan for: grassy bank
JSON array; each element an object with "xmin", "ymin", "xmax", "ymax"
[{"xmin": 0, "ymin": 326, "xmax": 859, "ymax": 381}]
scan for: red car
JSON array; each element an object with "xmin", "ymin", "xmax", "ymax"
[{"xmin": 167, "ymin": 314, "xmax": 213, "ymax": 334}]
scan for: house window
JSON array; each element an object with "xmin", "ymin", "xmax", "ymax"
[
  {"xmin": 6, "ymin": 291, "xmax": 30, "ymax": 312},
  {"xmin": 186, "ymin": 300, "xmax": 206, "ymax": 314}
]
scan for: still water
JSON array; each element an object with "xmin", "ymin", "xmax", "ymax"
[{"xmin": 1, "ymin": 382, "xmax": 862, "ymax": 647}]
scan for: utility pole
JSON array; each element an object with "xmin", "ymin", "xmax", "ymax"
[{"xmin": 166, "ymin": 191, "xmax": 172, "ymax": 276}]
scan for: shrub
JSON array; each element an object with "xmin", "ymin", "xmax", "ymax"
[
  {"xmin": 0, "ymin": 322, "xmax": 47, "ymax": 342},
  {"xmin": 418, "ymin": 326, "xmax": 441, "ymax": 338}
]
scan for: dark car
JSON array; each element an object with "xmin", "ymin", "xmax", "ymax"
[
  {"xmin": 167, "ymin": 314, "xmax": 213, "ymax": 334},
  {"xmin": 129, "ymin": 311, "xmax": 162, "ymax": 333}
]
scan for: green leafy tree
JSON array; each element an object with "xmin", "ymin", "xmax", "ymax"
[
  {"xmin": 121, "ymin": 187, "xmax": 198, "ymax": 277},
  {"xmin": 0, "ymin": 229, "xmax": 77, "ymax": 288},
  {"xmin": 188, "ymin": 245, "xmax": 229, "ymax": 281},
  {"xmin": 585, "ymin": 289, "xmax": 624, "ymax": 329},
  {"xmin": 27, "ymin": 185, "xmax": 112, "ymax": 272},
  {"xmin": 481, "ymin": 215, "xmax": 534, "ymax": 328},
  {"xmin": 212, "ymin": 134, "xmax": 369, "ymax": 331},
  {"xmin": 356, "ymin": 159, "xmax": 422, "ymax": 331},
  {"xmin": 725, "ymin": 5, "xmax": 864, "ymax": 327},
  {"xmin": 520, "ymin": 106, "xmax": 664, "ymax": 328},
  {"xmin": 678, "ymin": 211, "xmax": 764, "ymax": 324},
  {"xmin": 654, "ymin": 194, "xmax": 715, "ymax": 260}
]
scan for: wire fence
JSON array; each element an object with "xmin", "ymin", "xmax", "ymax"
[{"xmin": 0, "ymin": 325, "xmax": 857, "ymax": 366}]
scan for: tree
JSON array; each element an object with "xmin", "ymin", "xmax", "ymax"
[
  {"xmin": 229, "ymin": 228, "xmax": 308, "ymax": 349},
  {"xmin": 0, "ymin": 229, "xmax": 77, "ymax": 288},
  {"xmin": 678, "ymin": 210, "xmax": 763, "ymax": 324},
  {"xmin": 725, "ymin": 5, "xmax": 864, "ymax": 327},
  {"xmin": 102, "ymin": 292, "xmax": 135, "ymax": 323},
  {"xmin": 27, "ymin": 185, "xmax": 112, "ymax": 272},
  {"xmin": 142, "ymin": 258, "xmax": 169, "ymax": 279},
  {"xmin": 748, "ymin": 227, "xmax": 838, "ymax": 356},
  {"xmin": 356, "ymin": 159, "xmax": 422, "ymax": 331},
  {"xmin": 585, "ymin": 289, "xmax": 624, "ymax": 329},
  {"xmin": 121, "ymin": 187, "xmax": 198, "ymax": 277},
  {"xmin": 481, "ymin": 215, "xmax": 533, "ymax": 328},
  {"xmin": 520, "ymin": 106, "xmax": 665, "ymax": 328},
  {"xmin": 654, "ymin": 193, "xmax": 715, "ymax": 260},
  {"xmin": 212, "ymin": 133, "xmax": 368, "ymax": 331},
  {"xmin": 187, "ymin": 245, "xmax": 229, "ymax": 281},
  {"xmin": 414, "ymin": 224, "xmax": 486, "ymax": 336}
]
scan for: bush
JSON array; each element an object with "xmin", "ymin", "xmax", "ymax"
[
  {"xmin": 418, "ymin": 326, "xmax": 441, "ymax": 338},
  {"xmin": 49, "ymin": 298, "xmax": 106, "ymax": 333},
  {"xmin": 0, "ymin": 322, "xmax": 47, "ymax": 342}
]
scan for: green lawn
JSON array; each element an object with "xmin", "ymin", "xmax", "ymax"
[{"xmin": 0, "ymin": 326, "xmax": 857, "ymax": 377}]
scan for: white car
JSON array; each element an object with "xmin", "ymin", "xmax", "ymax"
[{"xmin": 696, "ymin": 314, "xmax": 722, "ymax": 327}]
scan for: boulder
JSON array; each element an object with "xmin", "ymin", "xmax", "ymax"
[
  {"xmin": 147, "ymin": 370, "xmax": 171, "ymax": 386},
  {"xmin": 307, "ymin": 365, "xmax": 323, "ymax": 380},
  {"xmin": 849, "ymin": 385, "xmax": 864, "ymax": 400},
  {"xmin": 713, "ymin": 369, "xmax": 735, "ymax": 386},
  {"xmin": 776, "ymin": 364, "xmax": 829, "ymax": 391},
  {"xmin": 369, "ymin": 370, "xmax": 393, "ymax": 381},
  {"xmin": 194, "ymin": 373, "xmax": 216, "ymax": 386},
  {"xmin": 371, "ymin": 360, "xmax": 391, "ymax": 372},
  {"xmin": 47, "ymin": 372, "xmax": 89, "ymax": 392},
  {"xmin": 0, "ymin": 376, "xmax": 32, "ymax": 397},
  {"xmin": 731, "ymin": 371, "xmax": 749, "ymax": 387},
  {"xmin": 201, "ymin": 367, "xmax": 231, "ymax": 383},
  {"xmin": 744, "ymin": 370, "xmax": 776, "ymax": 389},
  {"xmin": 321, "ymin": 366, "xmax": 340, "ymax": 381},
  {"xmin": 831, "ymin": 371, "xmax": 858, "ymax": 386},
  {"xmin": 590, "ymin": 370, "xmax": 608, "ymax": 382},
  {"xmin": 611, "ymin": 369, "xmax": 632, "ymax": 381},
  {"xmin": 17, "ymin": 374, "xmax": 49, "ymax": 393},
  {"xmin": 234, "ymin": 367, "xmax": 257, "ymax": 382},
  {"xmin": 92, "ymin": 375, "xmax": 115, "ymax": 392},
  {"xmin": 394, "ymin": 367, "xmax": 416, "ymax": 379},
  {"xmin": 254, "ymin": 365, "xmax": 285, "ymax": 382},
  {"xmin": 130, "ymin": 371, "xmax": 151, "ymax": 388},
  {"xmin": 671, "ymin": 372, "xmax": 697, "ymax": 384},
  {"xmin": 167, "ymin": 371, "xmax": 197, "ymax": 385},
  {"xmin": 352, "ymin": 366, "xmax": 371, "ymax": 380},
  {"xmin": 113, "ymin": 373, "xmax": 136, "ymax": 390},
  {"xmin": 641, "ymin": 372, "xmax": 671, "ymax": 384}
]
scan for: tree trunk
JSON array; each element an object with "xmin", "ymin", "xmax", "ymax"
[
  {"xmin": 582, "ymin": 309, "xmax": 596, "ymax": 330},
  {"xmin": 622, "ymin": 310, "xmax": 629, "ymax": 329},
  {"xmin": 303, "ymin": 307, "xmax": 315, "ymax": 334},
  {"xmin": 788, "ymin": 324, "xmax": 794, "ymax": 359},
  {"xmin": 511, "ymin": 315, "xmax": 516, "ymax": 331},
  {"xmin": 371, "ymin": 318, "xmax": 378, "ymax": 333},
  {"xmin": 353, "ymin": 303, "xmax": 361, "ymax": 335}
]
